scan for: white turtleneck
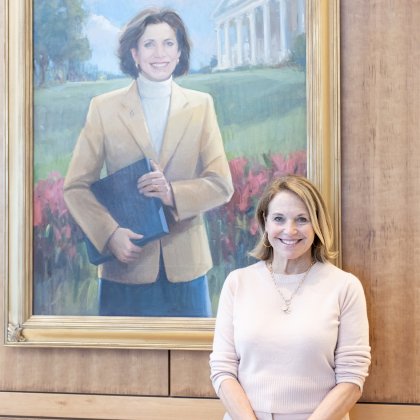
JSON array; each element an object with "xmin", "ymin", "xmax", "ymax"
[{"xmin": 136, "ymin": 73, "xmax": 172, "ymax": 155}]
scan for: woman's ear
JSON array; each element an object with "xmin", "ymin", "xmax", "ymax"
[{"xmin": 130, "ymin": 48, "xmax": 138, "ymax": 65}]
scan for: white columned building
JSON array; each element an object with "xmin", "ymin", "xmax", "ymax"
[
  {"xmin": 278, "ymin": 0, "xmax": 288, "ymax": 60},
  {"xmin": 248, "ymin": 9, "xmax": 257, "ymax": 65},
  {"xmin": 216, "ymin": 26, "xmax": 222, "ymax": 68},
  {"xmin": 262, "ymin": 0, "xmax": 271, "ymax": 63},
  {"xmin": 297, "ymin": 0, "xmax": 305, "ymax": 33},
  {"xmin": 223, "ymin": 21, "xmax": 231, "ymax": 68},
  {"xmin": 212, "ymin": 0, "xmax": 306, "ymax": 70},
  {"xmin": 235, "ymin": 16, "xmax": 244, "ymax": 66}
]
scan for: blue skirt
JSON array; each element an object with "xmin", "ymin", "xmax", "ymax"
[{"xmin": 98, "ymin": 259, "xmax": 212, "ymax": 317}]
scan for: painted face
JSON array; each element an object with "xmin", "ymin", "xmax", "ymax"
[
  {"xmin": 265, "ymin": 190, "xmax": 315, "ymax": 265},
  {"xmin": 131, "ymin": 22, "xmax": 181, "ymax": 82}
]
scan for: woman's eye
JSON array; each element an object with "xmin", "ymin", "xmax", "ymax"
[
  {"xmin": 166, "ymin": 40, "xmax": 175, "ymax": 47},
  {"xmin": 144, "ymin": 41, "xmax": 153, "ymax": 48},
  {"xmin": 297, "ymin": 217, "xmax": 309, "ymax": 224},
  {"xmin": 274, "ymin": 216, "xmax": 285, "ymax": 223}
]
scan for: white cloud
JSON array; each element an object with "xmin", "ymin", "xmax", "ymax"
[{"xmin": 85, "ymin": 14, "xmax": 121, "ymax": 74}]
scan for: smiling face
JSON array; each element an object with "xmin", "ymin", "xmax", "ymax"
[
  {"xmin": 131, "ymin": 22, "xmax": 181, "ymax": 82},
  {"xmin": 265, "ymin": 190, "xmax": 315, "ymax": 271}
]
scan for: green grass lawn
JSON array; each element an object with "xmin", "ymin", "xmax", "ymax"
[{"xmin": 179, "ymin": 69, "xmax": 306, "ymax": 161}]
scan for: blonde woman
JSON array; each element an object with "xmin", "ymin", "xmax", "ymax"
[{"xmin": 210, "ymin": 175, "xmax": 370, "ymax": 419}]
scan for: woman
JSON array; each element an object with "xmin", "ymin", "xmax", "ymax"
[
  {"xmin": 210, "ymin": 175, "xmax": 370, "ymax": 419},
  {"xmin": 64, "ymin": 8, "xmax": 233, "ymax": 317}
]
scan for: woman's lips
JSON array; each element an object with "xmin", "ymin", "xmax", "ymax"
[
  {"xmin": 151, "ymin": 62, "xmax": 169, "ymax": 68},
  {"xmin": 279, "ymin": 238, "xmax": 301, "ymax": 245}
]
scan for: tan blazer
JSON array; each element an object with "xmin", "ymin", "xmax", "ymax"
[{"xmin": 64, "ymin": 81, "xmax": 233, "ymax": 284}]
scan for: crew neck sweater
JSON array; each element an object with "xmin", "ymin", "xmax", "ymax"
[
  {"xmin": 210, "ymin": 260, "xmax": 371, "ymax": 419},
  {"xmin": 136, "ymin": 73, "xmax": 172, "ymax": 155}
]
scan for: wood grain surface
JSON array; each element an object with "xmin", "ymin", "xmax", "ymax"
[
  {"xmin": 0, "ymin": 393, "xmax": 419, "ymax": 419},
  {"xmin": 341, "ymin": 0, "xmax": 420, "ymax": 403},
  {"xmin": 170, "ymin": 350, "xmax": 216, "ymax": 397}
]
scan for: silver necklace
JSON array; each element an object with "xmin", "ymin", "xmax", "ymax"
[{"xmin": 267, "ymin": 261, "xmax": 315, "ymax": 314}]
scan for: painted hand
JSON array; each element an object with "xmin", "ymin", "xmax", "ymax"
[
  {"xmin": 137, "ymin": 160, "xmax": 174, "ymax": 207},
  {"xmin": 107, "ymin": 227, "xmax": 143, "ymax": 264}
]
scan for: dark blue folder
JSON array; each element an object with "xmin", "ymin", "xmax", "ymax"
[{"xmin": 84, "ymin": 158, "xmax": 169, "ymax": 265}]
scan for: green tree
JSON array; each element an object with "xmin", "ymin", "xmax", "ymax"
[{"xmin": 34, "ymin": 0, "xmax": 91, "ymax": 86}]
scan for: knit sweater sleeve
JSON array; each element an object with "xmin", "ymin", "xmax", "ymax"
[
  {"xmin": 334, "ymin": 273, "xmax": 371, "ymax": 391},
  {"xmin": 209, "ymin": 270, "xmax": 239, "ymax": 395}
]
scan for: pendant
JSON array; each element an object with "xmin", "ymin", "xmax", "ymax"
[{"xmin": 282, "ymin": 305, "xmax": 291, "ymax": 314}]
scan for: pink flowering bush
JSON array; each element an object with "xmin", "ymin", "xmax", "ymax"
[
  {"xmin": 33, "ymin": 172, "xmax": 88, "ymax": 314},
  {"xmin": 206, "ymin": 150, "xmax": 307, "ymax": 274}
]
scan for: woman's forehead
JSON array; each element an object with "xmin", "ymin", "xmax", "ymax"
[
  {"xmin": 268, "ymin": 190, "xmax": 308, "ymax": 213},
  {"xmin": 141, "ymin": 22, "xmax": 176, "ymax": 39}
]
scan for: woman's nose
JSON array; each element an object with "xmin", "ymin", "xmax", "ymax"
[
  {"xmin": 154, "ymin": 43, "xmax": 165, "ymax": 57},
  {"xmin": 284, "ymin": 221, "xmax": 298, "ymax": 234}
]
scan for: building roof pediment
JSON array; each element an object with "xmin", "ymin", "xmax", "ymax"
[{"xmin": 212, "ymin": 0, "xmax": 258, "ymax": 20}]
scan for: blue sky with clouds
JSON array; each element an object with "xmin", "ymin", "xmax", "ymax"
[{"xmin": 83, "ymin": 0, "xmax": 222, "ymax": 74}]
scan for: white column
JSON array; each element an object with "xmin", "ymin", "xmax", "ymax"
[
  {"xmin": 263, "ymin": 0, "xmax": 271, "ymax": 63},
  {"xmin": 247, "ymin": 9, "xmax": 257, "ymax": 65},
  {"xmin": 235, "ymin": 16, "xmax": 243, "ymax": 66},
  {"xmin": 278, "ymin": 0, "xmax": 288, "ymax": 60},
  {"xmin": 224, "ymin": 21, "xmax": 231, "ymax": 68},
  {"xmin": 297, "ymin": 0, "xmax": 305, "ymax": 33},
  {"xmin": 216, "ymin": 25, "xmax": 222, "ymax": 69}
]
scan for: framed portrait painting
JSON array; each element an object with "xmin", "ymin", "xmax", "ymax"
[{"xmin": 5, "ymin": 0, "xmax": 340, "ymax": 349}]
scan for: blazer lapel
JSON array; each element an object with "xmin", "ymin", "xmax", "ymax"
[
  {"xmin": 159, "ymin": 82, "xmax": 193, "ymax": 170},
  {"xmin": 119, "ymin": 81, "xmax": 159, "ymax": 162}
]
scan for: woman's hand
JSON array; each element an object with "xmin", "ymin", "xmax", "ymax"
[
  {"xmin": 137, "ymin": 160, "xmax": 174, "ymax": 207},
  {"xmin": 308, "ymin": 382, "xmax": 361, "ymax": 420},
  {"xmin": 107, "ymin": 227, "xmax": 143, "ymax": 264},
  {"xmin": 219, "ymin": 378, "xmax": 257, "ymax": 420}
]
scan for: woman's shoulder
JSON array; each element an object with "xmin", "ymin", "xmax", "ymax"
[
  {"xmin": 316, "ymin": 261, "xmax": 364, "ymax": 291},
  {"xmin": 224, "ymin": 260, "xmax": 266, "ymax": 285}
]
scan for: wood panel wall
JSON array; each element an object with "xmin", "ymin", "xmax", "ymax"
[
  {"xmin": 0, "ymin": 0, "xmax": 420, "ymax": 418},
  {"xmin": 340, "ymin": 0, "xmax": 420, "ymax": 404}
]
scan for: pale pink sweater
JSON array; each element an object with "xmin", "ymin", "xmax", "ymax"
[{"xmin": 210, "ymin": 261, "xmax": 371, "ymax": 419}]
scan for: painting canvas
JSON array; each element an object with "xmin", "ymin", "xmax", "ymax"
[{"xmin": 32, "ymin": 0, "xmax": 307, "ymax": 317}]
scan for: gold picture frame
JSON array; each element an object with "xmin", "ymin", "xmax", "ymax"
[{"xmin": 4, "ymin": 0, "xmax": 340, "ymax": 349}]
